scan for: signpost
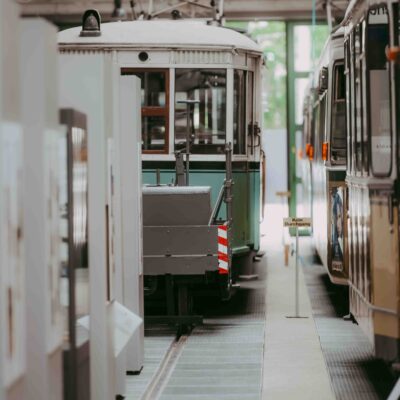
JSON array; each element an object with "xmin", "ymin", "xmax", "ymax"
[{"xmin": 283, "ymin": 217, "xmax": 311, "ymax": 318}]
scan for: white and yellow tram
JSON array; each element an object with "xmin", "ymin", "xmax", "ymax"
[{"xmin": 342, "ymin": 0, "xmax": 399, "ymax": 361}]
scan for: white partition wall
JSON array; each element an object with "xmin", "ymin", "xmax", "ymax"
[
  {"xmin": 118, "ymin": 75, "xmax": 144, "ymax": 373},
  {"xmin": 20, "ymin": 19, "xmax": 64, "ymax": 400},
  {"xmin": 0, "ymin": 1, "xmax": 25, "ymax": 399},
  {"xmin": 107, "ymin": 74, "xmax": 144, "ymax": 394},
  {"xmin": 59, "ymin": 52, "xmax": 116, "ymax": 400}
]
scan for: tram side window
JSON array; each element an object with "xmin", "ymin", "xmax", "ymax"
[
  {"xmin": 317, "ymin": 96, "xmax": 327, "ymax": 162},
  {"xmin": 175, "ymin": 69, "xmax": 226, "ymax": 154},
  {"xmin": 121, "ymin": 69, "xmax": 169, "ymax": 153},
  {"xmin": 331, "ymin": 63, "xmax": 346, "ymax": 164},
  {"xmin": 312, "ymin": 102, "xmax": 319, "ymax": 161},
  {"xmin": 345, "ymin": 39, "xmax": 352, "ymax": 173},
  {"xmin": 234, "ymin": 70, "xmax": 246, "ymax": 155},
  {"xmin": 367, "ymin": 7, "xmax": 391, "ymax": 176},
  {"xmin": 247, "ymin": 71, "xmax": 254, "ymax": 152},
  {"xmin": 354, "ymin": 24, "xmax": 364, "ymax": 174}
]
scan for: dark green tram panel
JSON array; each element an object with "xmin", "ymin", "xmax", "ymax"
[{"xmin": 143, "ymin": 162, "xmax": 261, "ymax": 254}]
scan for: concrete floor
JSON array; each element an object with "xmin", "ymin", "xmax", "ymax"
[{"xmin": 261, "ymin": 204, "xmax": 335, "ymax": 399}]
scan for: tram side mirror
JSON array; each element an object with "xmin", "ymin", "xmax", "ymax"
[
  {"xmin": 318, "ymin": 67, "xmax": 328, "ymax": 94},
  {"xmin": 80, "ymin": 9, "xmax": 101, "ymax": 37}
]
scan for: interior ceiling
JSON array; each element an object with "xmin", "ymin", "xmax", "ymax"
[{"xmin": 18, "ymin": 0, "xmax": 350, "ymax": 25}]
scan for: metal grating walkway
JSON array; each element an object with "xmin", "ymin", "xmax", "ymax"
[
  {"xmin": 301, "ymin": 245, "xmax": 396, "ymax": 400},
  {"xmin": 125, "ymin": 326, "xmax": 176, "ymax": 399},
  {"xmin": 158, "ymin": 258, "xmax": 266, "ymax": 400}
]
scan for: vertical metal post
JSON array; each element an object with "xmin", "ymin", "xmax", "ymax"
[
  {"xmin": 224, "ymin": 142, "xmax": 233, "ymax": 282},
  {"xmin": 185, "ymin": 103, "xmax": 191, "ymax": 186},
  {"xmin": 326, "ymin": 0, "xmax": 333, "ymax": 33},
  {"xmin": 295, "ymin": 226, "xmax": 299, "ymax": 317},
  {"xmin": 284, "ymin": 217, "xmax": 309, "ymax": 319},
  {"xmin": 281, "ymin": 196, "xmax": 285, "ymax": 246},
  {"xmin": 177, "ymin": 100, "xmax": 199, "ymax": 186},
  {"xmin": 156, "ymin": 168, "xmax": 161, "ymax": 186},
  {"xmin": 174, "ymin": 152, "xmax": 186, "ymax": 186},
  {"xmin": 165, "ymin": 275, "xmax": 175, "ymax": 316}
]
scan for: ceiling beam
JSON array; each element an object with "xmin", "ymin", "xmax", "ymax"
[{"xmin": 18, "ymin": 0, "xmax": 349, "ymax": 25}]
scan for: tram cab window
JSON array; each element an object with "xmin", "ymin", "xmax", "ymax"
[
  {"xmin": 311, "ymin": 98, "xmax": 318, "ymax": 158},
  {"xmin": 367, "ymin": 6, "xmax": 391, "ymax": 176},
  {"xmin": 122, "ymin": 69, "xmax": 169, "ymax": 153},
  {"xmin": 234, "ymin": 70, "xmax": 246, "ymax": 155},
  {"xmin": 331, "ymin": 63, "xmax": 346, "ymax": 164},
  {"xmin": 247, "ymin": 72, "xmax": 254, "ymax": 152},
  {"xmin": 175, "ymin": 69, "xmax": 226, "ymax": 154},
  {"xmin": 344, "ymin": 39, "xmax": 352, "ymax": 173}
]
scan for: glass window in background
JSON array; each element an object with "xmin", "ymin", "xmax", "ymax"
[
  {"xmin": 225, "ymin": 21, "xmax": 287, "ymax": 131},
  {"xmin": 175, "ymin": 69, "xmax": 226, "ymax": 155},
  {"xmin": 294, "ymin": 25, "xmax": 313, "ymax": 72},
  {"xmin": 295, "ymin": 78, "xmax": 309, "ymax": 126},
  {"xmin": 294, "ymin": 25, "xmax": 329, "ymax": 126}
]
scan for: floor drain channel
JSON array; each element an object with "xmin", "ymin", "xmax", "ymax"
[{"xmin": 142, "ymin": 335, "xmax": 188, "ymax": 400}]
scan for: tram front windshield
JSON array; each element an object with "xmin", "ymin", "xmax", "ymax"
[{"xmin": 175, "ymin": 69, "xmax": 227, "ymax": 154}]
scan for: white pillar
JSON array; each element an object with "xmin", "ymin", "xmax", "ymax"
[
  {"xmin": 0, "ymin": 3, "xmax": 25, "ymax": 399},
  {"xmin": 59, "ymin": 52, "xmax": 116, "ymax": 400},
  {"xmin": 118, "ymin": 75, "xmax": 144, "ymax": 373},
  {"xmin": 21, "ymin": 18, "xmax": 63, "ymax": 400}
]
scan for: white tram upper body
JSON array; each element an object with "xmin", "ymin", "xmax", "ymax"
[{"xmin": 58, "ymin": 19, "xmax": 263, "ymax": 163}]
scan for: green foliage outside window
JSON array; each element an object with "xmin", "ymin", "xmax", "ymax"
[
  {"xmin": 226, "ymin": 21, "xmax": 329, "ymax": 130},
  {"xmin": 226, "ymin": 21, "xmax": 287, "ymax": 130}
]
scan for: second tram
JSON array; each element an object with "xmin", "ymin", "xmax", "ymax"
[{"xmin": 301, "ymin": 27, "xmax": 348, "ymax": 285}]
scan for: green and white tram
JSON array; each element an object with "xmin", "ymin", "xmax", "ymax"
[{"xmin": 59, "ymin": 17, "xmax": 264, "ymax": 264}]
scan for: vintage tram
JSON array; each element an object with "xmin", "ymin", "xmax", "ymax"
[
  {"xmin": 342, "ymin": 0, "xmax": 399, "ymax": 361},
  {"xmin": 300, "ymin": 26, "xmax": 348, "ymax": 285},
  {"xmin": 59, "ymin": 17, "xmax": 264, "ymax": 258},
  {"xmin": 58, "ymin": 16, "xmax": 264, "ymax": 314}
]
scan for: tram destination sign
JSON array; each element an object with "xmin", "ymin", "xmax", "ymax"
[{"xmin": 283, "ymin": 217, "xmax": 311, "ymax": 227}]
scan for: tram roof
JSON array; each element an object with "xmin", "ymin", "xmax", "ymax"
[
  {"xmin": 58, "ymin": 20, "xmax": 262, "ymax": 54},
  {"xmin": 343, "ymin": 0, "xmax": 391, "ymax": 24}
]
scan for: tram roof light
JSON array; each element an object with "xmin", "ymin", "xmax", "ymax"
[{"xmin": 80, "ymin": 9, "xmax": 101, "ymax": 37}]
